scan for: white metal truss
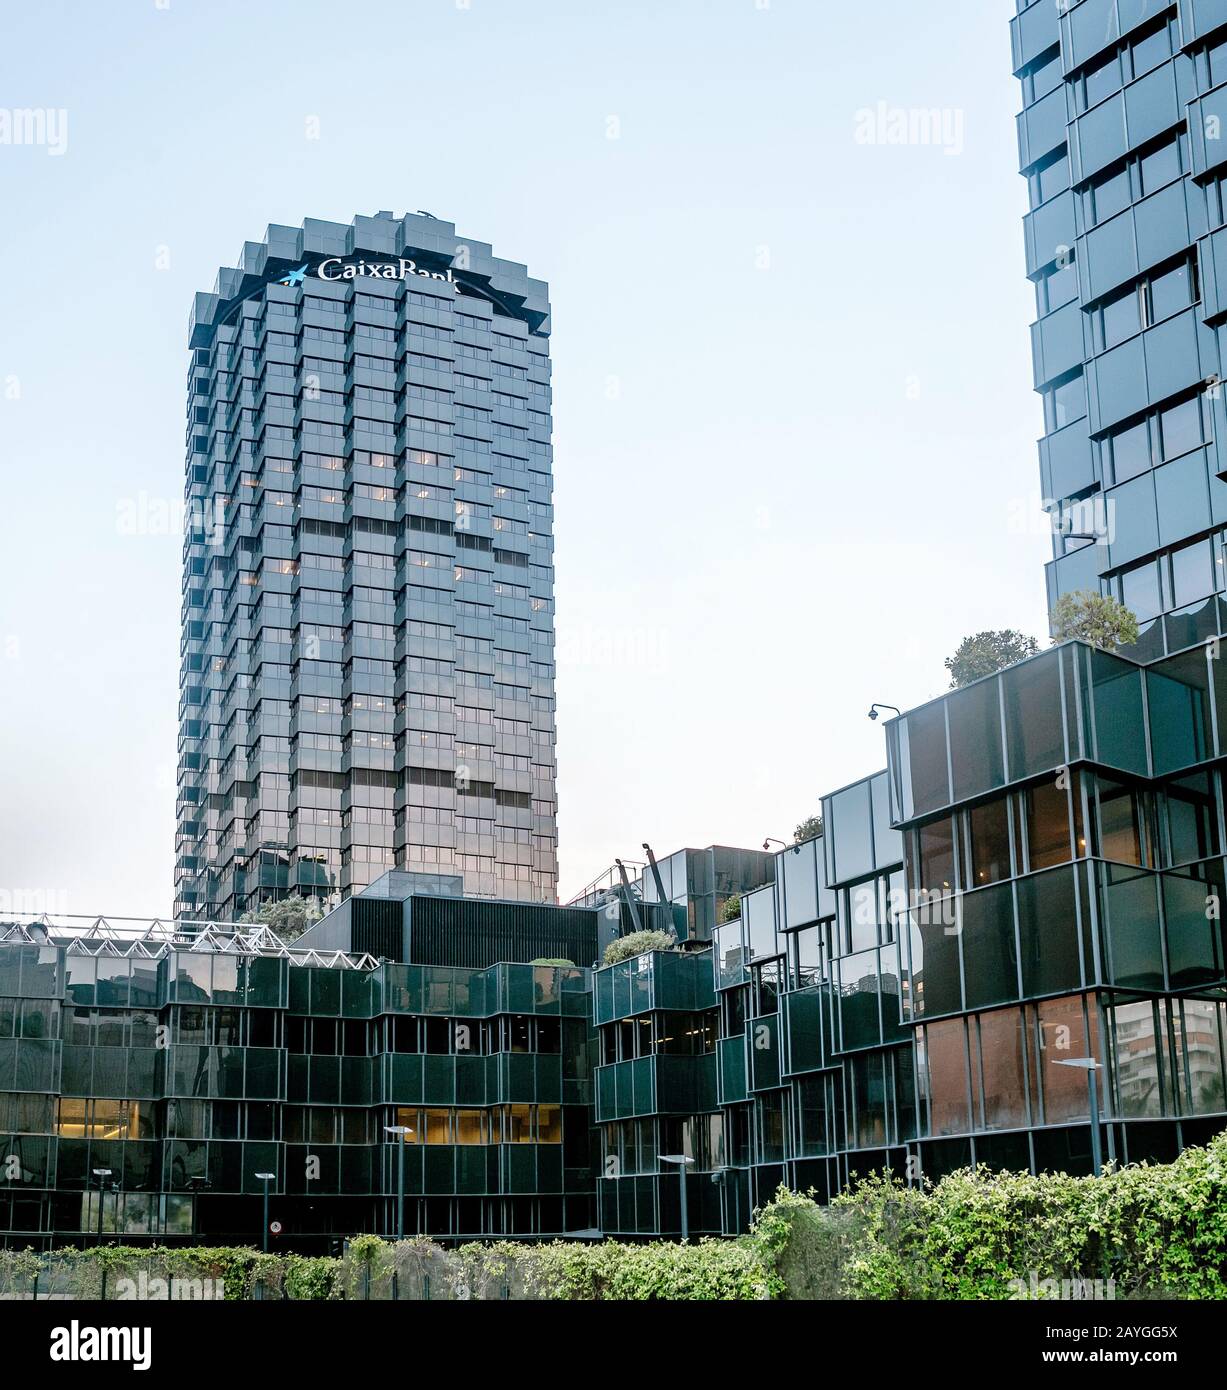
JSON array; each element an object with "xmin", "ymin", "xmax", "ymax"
[{"xmin": 0, "ymin": 914, "xmax": 377, "ymax": 970}]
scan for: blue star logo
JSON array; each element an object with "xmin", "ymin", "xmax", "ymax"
[{"xmin": 279, "ymin": 264, "xmax": 308, "ymax": 287}]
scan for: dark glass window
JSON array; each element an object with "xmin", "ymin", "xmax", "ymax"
[
  {"xmin": 1039, "ymin": 259, "xmax": 1078, "ymax": 315},
  {"xmin": 1149, "ymin": 262, "xmax": 1193, "ymax": 322},
  {"xmin": 1109, "ymin": 419, "xmax": 1151, "ymax": 483},
  {"xmin": 1017, "ymin": 865, "xmax": 1082, "ymax": 995},
  {"xmin": 1036, "ymin": 154, "xmax": 1069, "ymax": 204},
  {"xmin": 1140, "ymin": 139, "xmax": 1180, "ymax": 195},
  {"xmin": 1148, "ymin": 648, "xmax": 1212, "ymax": 774},
  {"xmin": 1002, "ymin": 651, "xmax": 1065, "ymax": 778},
  {"xmin": 947, "ymin": 679, "xmax": 1005, "ymax": 801},
  {"xmin": 508, "ymin": 1016, "xmax": 531, "ymax": 1054},
  {"xmin": 1046, "ymin": 374, "xmax": 1086, "ymax": 431},
  {"xmin": 1163, "ymin": 870, "xmax": 1226, "ymax": 989},
  {"xmin": 847, "ymin": 880, "xmax": 880, "ymax": 954},
  {"xmin": 1085, "ymin": 52, "xmax": 1120, "ymax": 107},
  {"xmin": 1095, "ymin": 778, "xmax": 1148, "ymax": 865},
  {"xmin": 914, "ymin": 916, "xmax": 961, "ymax": 1018},
  {"xmin": 1100, "ymin": 863, "xmax": 1164, "ymax": 989},
  {"xmin": 1102, "ymin": 286, "xmax": 1141, "ymax": 348},
  {"xmin": 1121, "ymin": 560, "xmax": 1162, "ymax": 622},
  {"xmin": 1131, "ymin": 24, "xmax": 1171, "ymax": 79},
  {"xmin": 1160, "ymin": 397, "xmax": 1202, "ymax": 460},
  {"xmin": 920, "ymin": 1019, "xmax": 970, "ymax": 1137},
  {"xmin": 959, "ymin": 882, "xmax": 1017, "ymax": 1010},
  {"xmin": 1164, "ymin": 773, "xmax": 1219, "ymax": 865},
  {"xmin": 1034, "ymin": 995, "xmax": 1098, "ymax": 1122},
  {"xmin": 1170, "ymin": 539, "xmax": 1215, "ymax": 608},
  {"xmin": 916, "ymin": 818, "xmax": 956, "ymax": 895},
  {"xmin": 977, "ymin": 1008, "xmax": 1029, "ymax": 1129},
  {"xmin": 1092, "ymin": 168, "xmax": 1130, "ymax": 223},
  {"xmin": 898, "ymin": 703, "xmax": 949, "ymax": 817},
  {"xmin": 792, "ymin": 925, "xmax": 821, "ymax": 987},
  {"xmin": 1029, "ymin": 49, "xmax": 1064, "ymax": 102},
  {"xmin": 1110, "ymin": 999, "xmax": 1164, "ymax": 1118},
  {"xmin": 1026, "ymin": 780, "xmax": 1071, "ymax": 870},
  {"xmin": 969, "ymin": 797, "xmax": 1011, "ymax": 886}
]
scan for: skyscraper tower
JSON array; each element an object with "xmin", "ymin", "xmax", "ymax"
[
  {"xmin": 1015, "ymin": 0, "xmax": 1227, "ymax": 653},
  {"xmin": 176, "ymin": 213, "xmax": 559, "ymax": 919}
]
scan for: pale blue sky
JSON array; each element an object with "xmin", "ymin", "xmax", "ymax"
[{"xmin": 0, "ymin": 0, "xmax": 1049, "ymax": 915}]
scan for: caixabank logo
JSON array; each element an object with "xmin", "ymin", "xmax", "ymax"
[{"xmin": 279, "ymin": 256, "xmax": 460, "ymax": 289}]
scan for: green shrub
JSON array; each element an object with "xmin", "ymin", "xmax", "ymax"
[
  {"xmin": 4, "ymin": 1133, "xmax": 1223, "ymax": 1301},
  {"xmin": 749, "ymin": 1129, "xmax": 1227, "ymax": 1300},
  {"xmin": 717, "ymin": 894, "xmax": 740, "ymax": 924},
  {"xmin": 529, "ymin": 958, "xmax": 574, "ymax": 967},
  {"xmin": 602, "ymin": 930, "xmax": 674, "ymax": 965}
]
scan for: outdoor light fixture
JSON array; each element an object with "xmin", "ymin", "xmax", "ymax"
[
  {"xmin": 255, "ymin": 1172, "xmax": 277, "ymax": 1253},
  {"xmin": 868, "ymin": 703, "xmax": 901, "ymax": 721},
  {"xmin": 1053, "ymin": 1058, "xmax": 1104, "ymax": 1176},
  {"xmin": 659, "ymin": 1154, "xmax": 695, "ymax": 1242},
  {"xmin": 762, "ymin": 837, "xmax": 788, "ymax": 852},
  {"xmin": 384, "ymin": 1125, "xmax": 414, "ymax": 1241},
  {"xmin": 91, "ymin": 1168, "xmax": 114, "ymax": 1247}
]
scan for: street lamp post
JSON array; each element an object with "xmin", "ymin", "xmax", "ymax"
[
  {"xmin": 384, "ymin": 1126, "xmax": 413, "ymax": 1241},
  {"xmin": 185, "ymin": 1175, "xmax": 212, "ymax": 1241},
  {"xmin": 255, "ymin": 1172, "xmax": 277, "ymax": 1253},
  {"xmin": 659, "ymin": 1154, "xmax": 695, "ymax": 1242},
  {"xmin": 1054, "ymin": 1057, "xmax": 1104, "ymax": 1176},
  {"xmin": 91, "ymin": 1168, "xmax": 113, "ymax": 1247}
]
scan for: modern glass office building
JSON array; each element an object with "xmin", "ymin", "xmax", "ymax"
[
  {"xmin": 12, "ymin": 9, "xmax": 1227, "ymax": 1253},
  {"xmin": 591, "ymin": 640, "xmax": 1227, "ymax": 1236},
  {"xmin": 1015, "ymin": 0, "xmax": 1227, "ymax": 653},
  {"xmin": 0, "ymin": 894, "xmax": 598, "ymax": 1250},
  {"xmin": 176, "ymin": 212, "xmax": 558, "ymax": 920},
  {"xmin": 6, "ymin": 634, "xmax": 1227, "ymax": 1247}
]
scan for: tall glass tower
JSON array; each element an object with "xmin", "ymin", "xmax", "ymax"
[
  {"xmin": 176, "ymin": 212, "xmax": 558, "ymax": 920},
  {"xmin": 1015, "ymin": 0, "xmax": 1227, "ymax": 654}
]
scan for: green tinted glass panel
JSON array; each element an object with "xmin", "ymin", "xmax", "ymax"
[
  {"xmin": 1089, "ymin": 649, "xmax": 1148, "ymax": 775},
  {"xmin": 1163, "ymin": 870, "xmax": 1227, "ymax": 989},
  {"xmin": 1002, "ymin": 650, "xmax": 1065, "ymax": 779},
  {"xmin": 1148, "ymin": 648, "xmax": 1212, "ymax": 775},
  {"xmin": 898, "ymin": 703, "xmax": 949, "ymax": 818},
  {"xmin": 958, "ymin": 883, "xmax": 1017, "ymax": 1009},
  {"xmin": 1100, "ymin": 863, "xmax": 1164, "ymax": 989},
  {"xmin": 1017, "ymin": 865, "xmax": 1083, "ymax": 995},
  {"xmin": 948, "ymin": 679, "xmax": 1006, "ymax": 801}
]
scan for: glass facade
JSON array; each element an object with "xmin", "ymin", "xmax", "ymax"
[
  {"xmin": 0, "ymin": 930, "xmax": 593, "ymax": 1249},
  {"xmin": 1015, "ymin": 0, "xmax": 1227, "ymax": 656},
  {"xmin": 176, "ymin": 211, "xmax": 558, "ymax": 919}
]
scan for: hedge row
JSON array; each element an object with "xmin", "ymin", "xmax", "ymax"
[
  {"xmin": 2, "ymin": 1130, "xmax": 1224, "ymax": 1299},
  {"xmin": 760, "ymin": 1128, "xmax": 1227, "ymax": 1299}
]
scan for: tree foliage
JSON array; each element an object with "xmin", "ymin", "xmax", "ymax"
[
  {"xmin": 944, "ymin": 629, "xmax": 1039, "ymax": 688},
  {"xmin": 717, "ymin": 894, "xmax": 741, "ymax": 924},
  {"xmin": 239, "ymin": 894, "xmax": 324, "ymax": 944},
  {"xmin": 602, "ymin": 930, "xmax": 675, "ymax": 966},
  {"xmin": 751, "ymin": 1127, "xmax": 1227, "ymax": 1299},
  {"xmin": 793, "ymin": 814, "xmax": 823, "ymax": 844},
  {"xmin": 1049, "ymin": 590, "xmax": 1140, "ymax": 653}
]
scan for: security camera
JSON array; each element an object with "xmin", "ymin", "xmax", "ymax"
[{"xmin": 762, "ymin": 840, "xmax": 770, "ymax": 851}]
